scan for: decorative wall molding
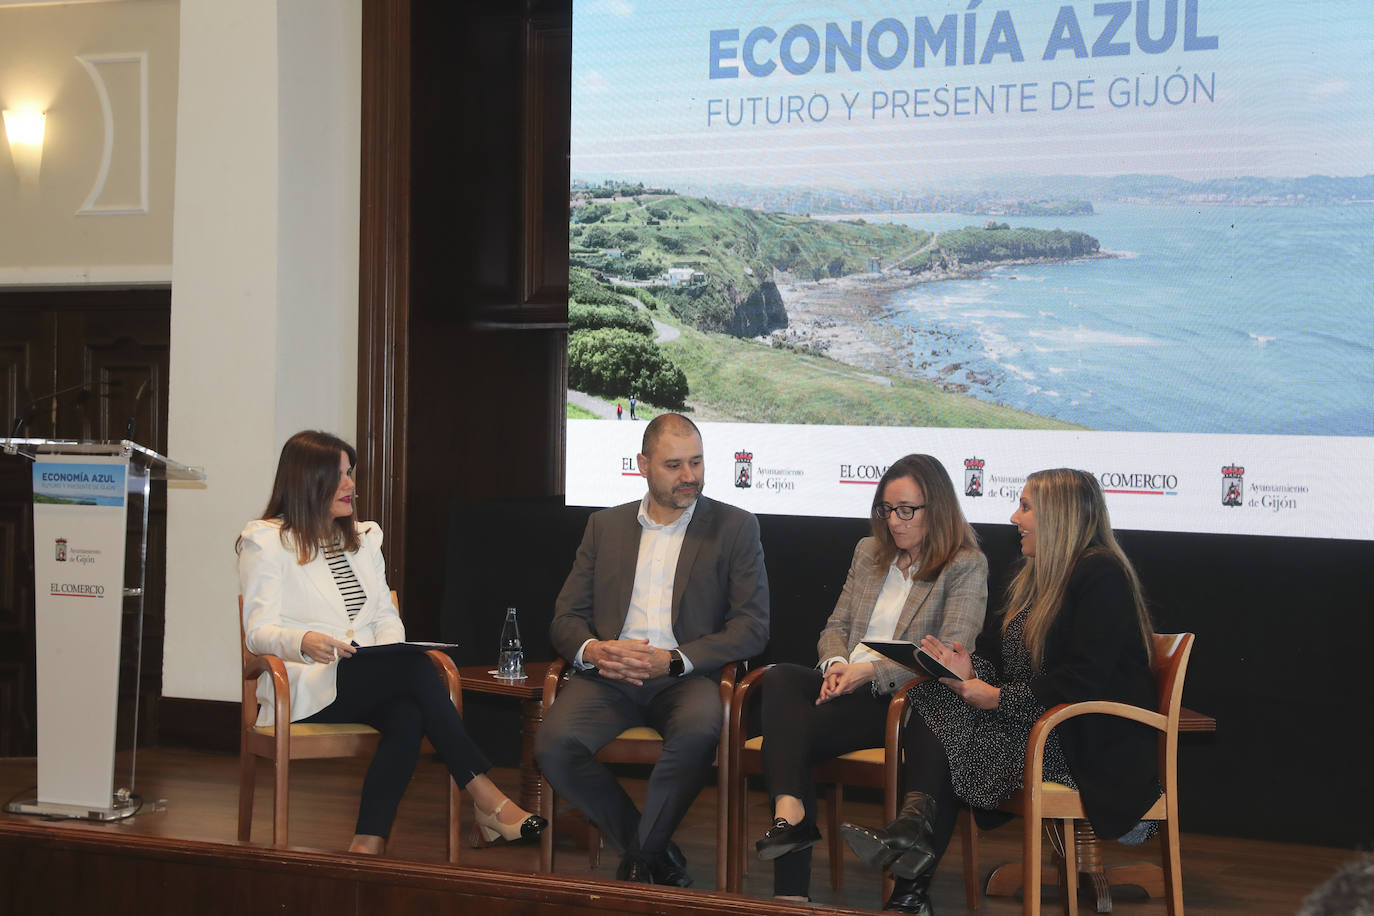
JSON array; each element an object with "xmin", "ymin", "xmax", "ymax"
[
  {"xmin": 0, "ymin": 265, "xmax": 170, "ymax": 287},
  {"xmin": 0, "ymin": 1, "xmax": 125, "ymax": 7},
  {"xmin": 74, "ymin": 52, "xmax": 149, "ymax": 216}
]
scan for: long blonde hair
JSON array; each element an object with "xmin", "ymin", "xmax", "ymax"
[{"xmin": 1003, "ymin": 468, "xmax": 1153, "ymax": 670}]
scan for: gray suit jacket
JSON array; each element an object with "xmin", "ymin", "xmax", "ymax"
[
  {"xmin": 816, "ymin": 538, "xmax": 988, "ymax": 694},
  {"xmin": 550, "ymin": 495, "xmax": 770, "ymax": 676}
]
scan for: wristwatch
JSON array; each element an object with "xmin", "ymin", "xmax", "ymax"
[{"xmin": 668, "ymin": 649, "xmax": 685, "ymax": 677}]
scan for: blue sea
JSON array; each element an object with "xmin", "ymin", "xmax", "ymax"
[{"xmin": 863, "ymin": 203, "xmax": 1374, "ymax": 436}]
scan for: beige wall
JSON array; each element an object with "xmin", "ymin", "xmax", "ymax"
[
  {"xmin": 0, "ymin": 0, "xmax": 362, "ymax": 705},
  {"xmin": 0, "ymin": 0, "xmax": 178, "ymax": 284},
  {"xmin": 164, "ymin": 0, "xmax": 361, "ymax": 703}
]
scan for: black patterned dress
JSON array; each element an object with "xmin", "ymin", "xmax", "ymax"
[
  {"xmin": 908, "ymin": 554, "xmax": 1163, "ymax": 843},
  {"xmin": 908, "ymin": 607, "xmax": 1074, "ymax": 810}
]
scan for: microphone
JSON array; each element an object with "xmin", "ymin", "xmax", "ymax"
[
  {"xmin": 8, "ymin": 379, "xmax": 122, "ymax": 438},
  {"xmin": 125, "ymin": 379, "xmax": 150, "ymax": 441}
]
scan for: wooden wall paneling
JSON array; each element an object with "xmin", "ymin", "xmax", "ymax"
[
  {"xmin": 56, "ymin": 298, "xmax": 172, "ymax": 751},
  {"xmin": 0, "ymin": 299, "xmax": 47, "ymax": 756},
  {"xmin": 0, "ymin": 303, "xmax": 55, "ymax": 439},
  {"xmin": 357, "ymin": 1, "xmax": 572, "ymax": 639},
  {"xmin": 521, "ymin": 9, "xmax": 572, "ymax": 493},
  {"xmin": 0, "ymin": 290, "xmax": 170, "ymax": 754},
  {"xmin": 0, "ymin": 664, "xmax": 24, "ymax": 758},
  {"xmin": 357, "ymin": 0, "xmax": 413, "ymax": 598},
  {"xmin": 520, "ymin": 10, "xmax": 572, "ymax": 318},
  {"xmin": 0, "ymin": 508, "xmax": 19, "ymax": 628}
]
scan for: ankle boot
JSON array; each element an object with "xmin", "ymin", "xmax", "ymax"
[
  {"xmin": 885, "ymin": 873, "xmax": 934, "ymax": 914},
  {"xmin": 840, "ymin": 790, "xmax": 939, "ymax": 880}
]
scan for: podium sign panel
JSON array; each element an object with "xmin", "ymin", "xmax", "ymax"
[
  {"xmin": 4, "ymin": 438, "xmax": 202, "ymax": 820},
  {"xmin": 31, "ymin": 456, "xmax": 129, "ymax": 809}
]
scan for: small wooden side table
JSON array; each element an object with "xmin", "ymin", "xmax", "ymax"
[
  {"xmin": 983, "ymin": 706, "xmax": 1217, "ymax": 913},
  {"xmin": 458, "ymin": 662, "xmax": 551, "ymax": 818}
]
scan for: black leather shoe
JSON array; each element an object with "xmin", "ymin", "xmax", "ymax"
[
  {"xmin": 651, "ymin": 841, "xmax": 693, "ymax": 887},
  {"xmin": 756, "ymin": 816, "xmax": 823, "ymax": 861},
  {"xmin": 615, "ymin": 854, "xmax": 653, "ymax": 883},
  {"xmin": 840, "ymin": 790, "xmax": 939, "ymax": 879},
  {"xmin": 885, "ymin": 875, "xmax": 934, "ymax": 914}
]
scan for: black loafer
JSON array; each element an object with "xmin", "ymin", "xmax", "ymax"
[
  {"xmin": 756, "ymin": 817, "xmax": 822, "ymax": 861},
  {"xmin": 615, "ymin": 854, "xmax": 653, "ymax": 883},
  {"xmin": 652, "ymin": 841, "xmax": 693, "ymax": 887}
]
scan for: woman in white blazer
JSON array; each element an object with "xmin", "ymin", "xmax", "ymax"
[
  {"xmin": 238, "ymin": 430, "xmax": 545, "ymax": 854},
  {"xmin": 751, "ymin": 454, "xmax": 988, "ymax": 902}
]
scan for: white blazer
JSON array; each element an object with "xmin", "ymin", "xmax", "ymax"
[{"xmin": 238, "ymin": 518, "xmax": 405, "ymax": 726}]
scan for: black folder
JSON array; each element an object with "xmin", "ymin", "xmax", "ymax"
[{"xmin": 860, "ymin": 640, "xmax": 964, "ymax": 681}]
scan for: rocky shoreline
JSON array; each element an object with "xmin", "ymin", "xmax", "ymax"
[{"xmin": 769, "ymin": 253, "xmax": 1113, "ymax": 393}]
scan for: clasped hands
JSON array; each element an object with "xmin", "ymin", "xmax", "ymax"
[
  {"xmin": 301, "ymin": 631, "xmax": 355, "ymax": 665},
  {"xmin": 918, "ymin": 634, "xmax": 1000, "ymax": 709},
  {"xmin": 816, "ymin": 660, "xmax": 875, "ymax": 704},
  {"xmin": 585, "ymin": 638, "xmax": 671, "ymax": 686}
]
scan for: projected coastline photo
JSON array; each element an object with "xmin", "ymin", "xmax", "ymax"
[
  {"xmin": 568, "ymin": 175, "xmax": 1373, "ymax": 435},
  {"xmin": 569, "ymin": 1, "xmax": 1373, "ymax": 437}
]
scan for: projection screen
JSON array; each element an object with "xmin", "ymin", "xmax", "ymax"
[{"xmin": 565, "ymin": 0, "xmax": 1374, "ymax": 539}]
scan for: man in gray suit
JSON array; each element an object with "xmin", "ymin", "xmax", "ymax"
[{"xmin": 535, "ymin": 413, "xmax": 770, "ymax": 886}]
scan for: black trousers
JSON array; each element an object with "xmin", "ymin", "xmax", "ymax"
[
  {"xmin": 759, "ymin": 663, "xmax": 890, "ymax": 898},
  {"xmin": 899, "ymin": 708, "xmax": 962, "ymax": 870},
  {"xmin": 301, "ymin": 651, "xmax": 491, "ymax": 838}
]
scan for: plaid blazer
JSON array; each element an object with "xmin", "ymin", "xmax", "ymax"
[{"xmin": 815, "ymin": 538, "xmax": 988, "ymax": 694}]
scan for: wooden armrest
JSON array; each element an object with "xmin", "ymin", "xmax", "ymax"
[
  {"xmin": 883, "ymin": 675, "xmax": 928, "ymax": 754},
  {"xmin": 240, "ymin": 652, "xmax": 293, "ymax": 733},
  {"xmin": 1024, "ymin": 700, "xmax": 1168, "ymax": 785},
  {"xmin": 727, "ymin": 663, "xmax": 774, "ymax": 743},
  {"xmin": 424, "ymin": 649, "xmax": 463, "ymax": 716},
  {"xmin": 718, "ymin": 661, "xmax": 740, "ymax": 699},
  {"xmin": 718, "ymin": 660, "xmax": 742, "ymax": 732},
  {"xmin": 542, "ymin": 657, "xmax": 569, "ymax": 713}
]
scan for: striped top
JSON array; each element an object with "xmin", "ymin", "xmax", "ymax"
[{"xmin": 323, "ymin": 546, "xmax": 367, "ymax": 620}]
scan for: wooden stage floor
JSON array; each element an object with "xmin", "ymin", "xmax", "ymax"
[{"xmin": 0, "ymin": 748, "xmax": 1355, "ymax": 914}]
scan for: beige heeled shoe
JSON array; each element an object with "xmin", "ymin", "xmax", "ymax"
[{"xmin": 470, "ymin": 798, "xmax": 548, "ymax": 846}]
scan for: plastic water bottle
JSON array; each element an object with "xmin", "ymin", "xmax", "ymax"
[{"xmin": 497, "ymin": 607, "xmax": 525, "ymax": 679}]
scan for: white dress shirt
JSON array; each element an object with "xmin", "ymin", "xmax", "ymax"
[
  {"xmin": 575, "ymin": 494, "xmax": 698, "ymax": 673},
  {"xmin": 822, "ymin": 561, "xmax": 916, "ymax": 671}
]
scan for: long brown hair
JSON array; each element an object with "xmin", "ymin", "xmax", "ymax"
[
  {"xmin": 253, "ymin": 430, "xmax": 359, "ymax": 564},
  {"xmin": 869, "ymin": 454, "xmax": 980, "ymax": 581},
  {"xmin": 1003, "ymin": 468, "xmax": 1153, "ymax": 670}
]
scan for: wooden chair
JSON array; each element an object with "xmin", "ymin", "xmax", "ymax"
[
  {"xmin": 238, "ymin": 590, "xmax": 464, "ymax": 861},
  {"xmin": 536, "ymin": 657, "xmax": 739, "ymax": 889},
  {"xmin": 726, "ymin": 665, "xmax": 980, "ymax": 907},
  {"xmin": 970, "ymin": 632, "xmax": 1195, "ymax": 916}
]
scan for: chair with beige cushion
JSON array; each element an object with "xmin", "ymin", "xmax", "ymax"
[
  {"xmin": 237, "ymin": 590, "xmax": 464, "ymax": 861},
  {"xmin": 970, "ymin": 632, "xmax": 1195, "ymax": 916}
]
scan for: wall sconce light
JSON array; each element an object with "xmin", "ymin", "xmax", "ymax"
[{"xmin": 3, "ymin": 109, "xmax": 46, "ymax": 184}]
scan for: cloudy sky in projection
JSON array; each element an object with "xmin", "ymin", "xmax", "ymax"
[{"xmin": 572, "ymin": 0, "xmax": 1374, "ymax": 186}]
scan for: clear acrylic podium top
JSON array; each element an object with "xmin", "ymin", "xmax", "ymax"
[{"xmin": 1, "ymin": 438, "xmax": 206, "ymax": 481}]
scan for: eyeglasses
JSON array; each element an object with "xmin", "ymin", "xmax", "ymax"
[{"xmin": 874, "ymin": 503, "xmax": 925, "ymax": 520}]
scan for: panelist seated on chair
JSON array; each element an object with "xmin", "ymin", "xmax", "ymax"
[
  {"xmin": 238, "ymin": 430, "xmax": 545, "ymax": 855},
  {"xmin": 754, "ymin": 453, "xmax": 988, "ymax": 903},
  {"xmin": 534, "ymin": 413, "xmax": 770, "ymax": 887},
  {"xmin": 841, "ymin": 468, "xmax": 1161, "ymax": 915}
]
